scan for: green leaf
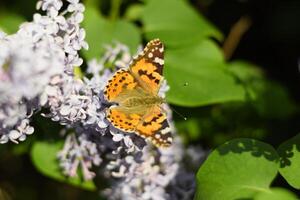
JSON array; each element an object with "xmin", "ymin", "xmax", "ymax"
[
  {"xmin": 165, "ymin": 40, "xmax": 246, "ymax": 107},
  {"xmin": 141, "ymin": 0, "xmax": 222, "ymax": 47},
  {"xmin": 195, "ymin": 138, "xmax": 279, "ymax": 200},
  {"xmin": 253, "ymin": 81, "xmax": 296, "ymax": 119},
  {"xmin": 82, "ymin": 6, "xmax": 141, "ymax": 60},
  {"xmin": 124, "ymin": 4, "xmax": 144, "ymax": 21},
  {"xmin": 229, "ymin": 61, "xmax": 264, "ymax": 82},
  {"xmin": 254, "ymin": 188, "xmax": 298, "ymax": 200},
  {"xmin": 31, "ymin": 141, "xmax": 96, "ymax": 191},
  {"xmin": 0, "ymin": 13, "xmax": 25, "ymax": 33},
  {"xmin": 228, "ymin": 61, "xmax": 264, "ymax": 100},
  {"xmin": 229, "ymin": 61, "xmax": 296, "ymax": 119},
  {"xmin": 278, "ymin": 133, "xmax": 300, "ymax": 189}
]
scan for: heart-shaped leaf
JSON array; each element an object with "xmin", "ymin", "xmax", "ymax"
[
  {"xmin": 195, "ymin": 138, "xmax": 279, "ymax": 200},
  {"xmin": 142, "ymin": 0, "xmax": 222, "ymax": 47},
  {"xmin": 165, "ymin": 40, "xmax": 246, "ymax": 106}
]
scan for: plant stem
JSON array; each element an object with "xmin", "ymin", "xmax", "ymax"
[
  {"xmin": 223, "ymin": 16, "xmax": 252, "ymax": 60},
  {"xmin": 110, "ymin": 0, "xmax": 122, "ymax": 21}
]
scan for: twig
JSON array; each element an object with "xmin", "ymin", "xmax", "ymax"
[{"xmin": 223, "ymin": 16, "xmax": 252, "ymax": 60}]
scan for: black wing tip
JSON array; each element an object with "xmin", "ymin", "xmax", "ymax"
[{"xmin": 149, "ymin": 121, "xmax": 173, "ymax": 148}]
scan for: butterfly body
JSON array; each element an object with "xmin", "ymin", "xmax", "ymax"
[
  {"xmin": 103, "ymin": 39, "xmax": 172, "ymax": 147},
  {"xmin": 121, "ymin": 96, "xmax": 163, "ymax": 108}
]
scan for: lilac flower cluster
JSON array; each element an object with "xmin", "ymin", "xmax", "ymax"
[
  {"xmin": 0, "ymin": 0, "xmax": 87, "ymax": 143},
  {"xmin": 51, "ymin": 43, "xmax": 203, "ymax": 199},
  {"xmin": 103, "ymin": 137, "xmax": 184, "ymax": 200},
  {"xmin": 57, "ymin": 133, "xmax": 102, "ymax": 180},
  {"xmin": 53, "ymin": 43, "xmax": 147, "ymax": 181},
  {"xmin": 0, "ymin": 0, "xmax": 205, "ymax": 199}
]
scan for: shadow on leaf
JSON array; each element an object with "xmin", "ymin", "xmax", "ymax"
[
  {"xmin": 277, "ymin": 134, "xmax": 300, "ymax": 168},
  {"xmin": 217, "ymin": 138, "xmax": 279, "ymax": 162}
]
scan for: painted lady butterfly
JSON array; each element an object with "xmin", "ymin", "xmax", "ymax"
[{"xmin": 103, "ymin": 39, "xmax": 172, "ymax": 147}]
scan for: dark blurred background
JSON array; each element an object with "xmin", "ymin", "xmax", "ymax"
[
  {"xmin": 205, "ymin": 0, "xmax": 300, "ymax": 101},
  {"xmin": 0, "ymin": 0, "xmax": 300, "ymax": 199}
]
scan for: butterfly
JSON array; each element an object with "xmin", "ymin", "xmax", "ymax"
[{"xmin": 103, "ymin": 39, "xmax": 172, "ymax": 147}]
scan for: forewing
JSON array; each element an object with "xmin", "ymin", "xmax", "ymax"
[
  {"xmin": 130, "ymin": 39, "xmax": 164, "ymax": 94},
  {"xmin": 104, "ymin": 69, "xmax": 137, "ymax": 102},
  {"xmin": 136, "ymin": 106, "xmax": 172, "ymax": 147}
]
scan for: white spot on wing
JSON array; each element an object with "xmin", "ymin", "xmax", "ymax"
[
  {"xmin": 161, "ymin": 127, "xmax": 171, "ymax": 135},
  {"xmin": 154, "ymin": 57, "xmax": 164, "ymax": 65}
]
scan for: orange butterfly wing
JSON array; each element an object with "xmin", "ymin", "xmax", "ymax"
[
  {"xmin": 106, "ymin": 107, "xmax": 141, "ymax": 132},
  {"xmin": 103, "ymin": 69, "xmax": 137, "ymax": 102},
  {"xmin": 136, "ymin": 106, "xmax": 172, "ymax": 147},
  {"xmin": 129, "ymin": 39, "xmax": 164, "ymax": 94}
]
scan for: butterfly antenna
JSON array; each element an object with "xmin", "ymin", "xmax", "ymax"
[
  {"xmin": 169, "ymin": 106, "xmax": 187, "ymax": 121},
  {"xmin": 168, "ymin": 82, "xmax": 189, "ymax": 120}
]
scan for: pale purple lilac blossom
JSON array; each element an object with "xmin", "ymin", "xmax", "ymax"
[
  {"xmin": 0, "ymin": 0, "xmax": 87, "ymax": 143},
  {"xmin": 54, "ymin": 43, "xmax": 147, "ymax": 180},
  {"xmin": 57, "ymin": 133, "xmax": 101, "ymax": 180},
  {"xmin": 103, "ymin": 137, "xmax": 183, "ymax": 200}
]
